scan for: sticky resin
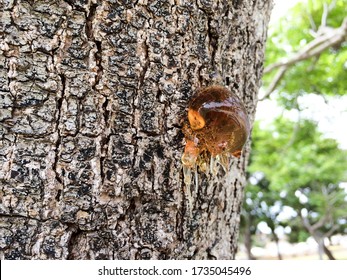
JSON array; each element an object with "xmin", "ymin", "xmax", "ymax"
[{"xmin": 182, "ymin": 85, "xmax": 251, "ymax": 188}]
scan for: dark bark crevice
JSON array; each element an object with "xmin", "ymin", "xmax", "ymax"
[
  {"xmin": 0, "ymin": 213, "xmax": 42, "ymax": 223},
  {"xmin": 207, "ymin": 16, "xmax": 218, "ymax": 71},
  {"xmin": 138, "ymin": 39, "xmax": 150, "ymax": 89},
  {"xmin": 85, "ymin": 2, "xmax": 103, "ymax": 89},
  {"xmin": 53, "ymin": 73, "xmax": 66, "ymax": 186},
  {"xmin": 66, "ymin": 224, "xmax": 83, "ymax": 260}
]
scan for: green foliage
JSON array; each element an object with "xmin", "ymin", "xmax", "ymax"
[
  {"xmin": 264, "ymin": 0, "xmax": 347, "ymax": 105},
  {"xmin": 287, "ymin": 221, "xmax": 310, "ymax": 243},
  {"xmin": 247, "ymin": 117, "xmax": 347, "ymax": 241},
  {"xmin": 250, "ymin": 118, "xmax": 347, "ymax": 192}
]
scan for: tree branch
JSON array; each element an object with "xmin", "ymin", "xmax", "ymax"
[
  {"xmin": 323, "ymin": 224, "xmax": 339, "ymax": 238},
  {"xmin": 260, "ymin": 16, "xmax": 347, "ymax": 101},
  {"xmin": 321, "ymin": 3, "xmax": 328, "ymax": 29},
  {"xmin": 300, "ymin": 209, "xmax": 331, "ymax": 234}
]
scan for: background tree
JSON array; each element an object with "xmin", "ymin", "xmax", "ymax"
[
  {"xmin": 239, "ymin": 0, "xmax": 347, "ymax": 259},
  {"xmin": 240, "ymin": 166, "xmax": 284, "ymax": 259},
  {"xmin": 244, "ymin": 118, "xmax": 347, "ymax": 259},
  {"xmin": 0, "ymin": 0, "xmax": 272, "ymax": 259},
  {"xmin": 261, "ymin": 0, "xmax": 347, "ymax": 103}
]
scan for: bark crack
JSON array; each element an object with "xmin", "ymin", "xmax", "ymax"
[
  {"xmin": 85, "ymin": 3, "xmax": 108, "ymax": 189},
  {"xmin": 3, "ymin": 134, "xmax": 17, "ymax": 182},
  {"xmin": 53, "ymin": 74, "xmax": 65, "ymax": 186},
  {"xmin": 138, "ymin": 36, "xmax": 150, "ymax": 90},
  {"xmin": 66, "ymin": 224, "xmax": 82, "ymax": 260},
  {"xmin": 207, "ymin": 16, "xmax": 218, "ymax": 70},
  {"xmin": 0, "ymin": 212, "xmax": 60, "ymax": 223},
  {"xmin": 86, "ymin": 3, "xmax": 103, "ymax": 89},
  {"xmin": 100, "ymin": 98, "xmax": 109, "ymax": 187}
]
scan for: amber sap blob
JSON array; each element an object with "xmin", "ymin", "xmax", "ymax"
[{"xmin": 182, "ymin": 86, "xmax": 250, "ymax": 168}]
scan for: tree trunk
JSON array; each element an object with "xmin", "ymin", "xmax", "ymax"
[
  {"xmin": 0, "ymin": 0, "xmax": 272, "ymax": 260},
  {"xmin": 243, "ymin": 213, "xmax": 256, "ymax": 260},
  {"xmin": 273, "ymin": 232, "xmax": 282, "ymax": 260},
  {"xmin": 316, "ymin": 237, "xmax": 324, "ymax": 260},
  {"xmin": 323, "ymin": 243, "xmax": 335, "ymax": 260}
]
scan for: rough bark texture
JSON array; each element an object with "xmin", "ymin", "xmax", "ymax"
[{"xmin": 0, "ymin": 0, "xmax": 272, "ymax": 259}]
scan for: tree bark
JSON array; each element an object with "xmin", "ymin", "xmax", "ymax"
[{"xmin": 0, "ymin": 0, "xmax": 272, "ymax": 259}]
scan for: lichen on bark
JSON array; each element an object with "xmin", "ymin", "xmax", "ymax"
[{"xmin": 0, "ymin": 0, "xmax": 272, "ymax": 259}]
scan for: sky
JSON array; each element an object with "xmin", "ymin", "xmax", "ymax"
[
  {"xmin": 256, "ymin": 0, "xmax": 347, "ymax": 150},
  {"xmin": 256, "ymin": 94, "xmax": 347, "ymax": 149},
  {"xmin": 270, "ymin": 0, "xmax": 302, "ymax": 22}
]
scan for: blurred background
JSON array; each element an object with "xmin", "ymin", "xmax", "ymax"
[{"xmin": 237, "ymin": 0, "xmax": 347, "ymax": 260}]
